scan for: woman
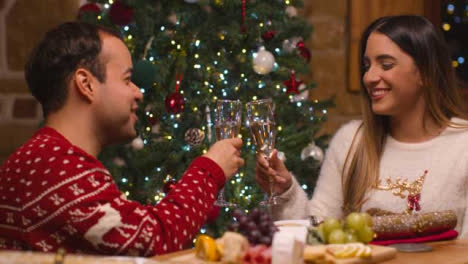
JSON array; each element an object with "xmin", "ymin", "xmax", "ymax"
[{"xmin": 255, "ymin": 15, "xmax": 468, "ymax": 237}]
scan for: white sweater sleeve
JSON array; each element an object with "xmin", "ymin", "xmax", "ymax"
[
  {"xmin": 271, "ymin": 175, "xmax": 310, "ymax": 220},
  {"xmin": 272, "ymin": 121, "xmax": 361, "ymax": 221}
]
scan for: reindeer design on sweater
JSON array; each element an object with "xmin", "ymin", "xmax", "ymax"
[{"xmin": 81, "ymin": 203, "xmax": 136, "ymax": 249}]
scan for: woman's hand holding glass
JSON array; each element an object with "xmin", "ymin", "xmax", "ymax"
[
  {"xmin": 247, "ymin": 98, "xmax": 286, "ymax": 206},
  {"xmin": 255, "ymin": 149, "xmax": 293, "ymax": 196}
]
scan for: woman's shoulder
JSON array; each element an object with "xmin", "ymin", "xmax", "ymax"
[
  {"xmin": 445, "ymin": 117, "xmax": 468, "ymax": 136},
  {"xmin": 326, "ymin": 120, "xmax": 363, "ymax": 157},
  {"xmin": 450, "ymin": 117, "xmax": 468, "ymax": 126},
  {"xmin": 331, "ymin": 120, "xmax": 363, "ymax": 143}
]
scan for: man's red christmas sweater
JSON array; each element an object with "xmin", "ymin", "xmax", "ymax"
[{"xmin": 0, "ymin": 127, "xmax": 224, "ymax": 256}]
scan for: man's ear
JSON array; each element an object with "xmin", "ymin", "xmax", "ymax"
[{"xmin": 73, "ymin": 68, "xmax": 97, "ymax": 102}]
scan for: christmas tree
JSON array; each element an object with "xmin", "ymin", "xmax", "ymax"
[{"xmin": 79, "ymin": 0, "xmax": 333, "ymax": 237}]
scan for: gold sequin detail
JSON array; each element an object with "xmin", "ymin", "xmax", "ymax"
[
  {"xmin": 376, "ymin": 170, "xmax": 427, "ymax": 198},
  {"xmin": 371, "ymin": 210, "xmax": 457, "ymax": 238},
  {"xmin": 375, "ymin": 170, "xmax": 427, "ymax": 213}
]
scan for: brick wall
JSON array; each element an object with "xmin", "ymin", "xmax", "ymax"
[
  {"xmin": 303, "ymin": 0, "xmax": 362, "ymax": 136},
  {"xmin": 0, "ymin": 0, "xmax": 80, "ymax": 162}
]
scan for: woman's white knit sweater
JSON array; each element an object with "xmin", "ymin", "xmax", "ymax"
[{"xmin": 273, "ymin": 118, "xmax": 468, "ymax": 238}]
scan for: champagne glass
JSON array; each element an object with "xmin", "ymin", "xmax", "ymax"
[
  {"xmin": 246, "ymin": 99, "xmax": 280, "ymax": 206},
  {"xmin": 213, "ymin": 99, "xmax": 242, "ymax": 207}
]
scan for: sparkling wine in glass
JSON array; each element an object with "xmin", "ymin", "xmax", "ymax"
[
  {"xmin": 249, "ymin": 120, "xmax": 276, "ymax": 158},
  {"xmin": 213, "ymin": 99, "xmax": 242, "ymax": 207},
  {"xmin": 215, "ymin": 121, "xmax": 241, "ymax": 141},
  {"xmin": 246, "ymin": 98, "xmax": 281, "ymax": 206}
]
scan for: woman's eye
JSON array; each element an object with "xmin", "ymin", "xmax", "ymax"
[{"xmin": 382, "ymin": 63, "xmax": 394, "ymax": 70}]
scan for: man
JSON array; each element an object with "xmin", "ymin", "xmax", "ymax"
[{"xmin": 0, "ymin": 22, "xmax": 244, "ymax": 256}]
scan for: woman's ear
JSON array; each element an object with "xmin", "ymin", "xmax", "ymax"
[
  {"xmin": 416, "ymin": 70, "xmax": 423, "ymax": 87},
  {"xmin": 73, "ymin": 68, "xmax": 96, "ymax": 102}
]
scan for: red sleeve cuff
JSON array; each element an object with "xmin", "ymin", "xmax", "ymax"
[{"xmin": 190, "ymin": 156, "xmax": 226, "ymax": 190}]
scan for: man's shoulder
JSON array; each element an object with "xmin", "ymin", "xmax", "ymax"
[
  {"xmin": 7, "ymin": 128, "xmax": 72, "ymax": 163},
  {"xmin": 1, "ymin": 127, "xmax": 105, "ymax": 183}
]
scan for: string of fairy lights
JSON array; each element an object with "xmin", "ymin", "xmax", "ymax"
[
  {"xmin": 90, "ymin": 0, "xmax": 328, "ymax": 204},
  {"xmin": 442, "ymin": 1, "xmax": 467, "ymax": 71}
]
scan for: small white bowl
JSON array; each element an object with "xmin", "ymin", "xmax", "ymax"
[{"xmin": 274, "ymin": 219, "xmax": 310, "ymax": 228}]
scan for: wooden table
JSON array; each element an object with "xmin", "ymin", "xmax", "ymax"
[
  {"xmin": 153, "ymin": 239, "xmax": 468, "ymax": 264},
  {"xmin": 384, "ymin": 239, "xmax": 468, "ymax": 264},
  {"xmin": 1, "ymin": 240, "xmax": 467, "ymax": 263}
]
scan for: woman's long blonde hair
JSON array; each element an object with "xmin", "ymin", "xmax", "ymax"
[{"xmin": 342, "ymin": 15, "xmax": 468, "ymax": 214}]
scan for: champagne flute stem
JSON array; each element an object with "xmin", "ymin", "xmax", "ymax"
[
  {"xmin": 269, "ymin": 181, "xmax": 275, "ymax": 202},
  {"xmin": 218, "ymin": 187, "xmax": 226, "ymax": 200},
  {"xmin": 266, "ymin": 156, "xmax": 276, "ymax": 198}
]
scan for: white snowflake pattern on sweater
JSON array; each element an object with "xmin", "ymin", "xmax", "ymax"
[{"xmin": 0, "ymin": 127, "xmax": 225, "ymax": 256}]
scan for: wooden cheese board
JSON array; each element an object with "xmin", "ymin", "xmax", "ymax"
[
  {"xmin": 152, "ymin": 244, "xmax": 397, "ymax": 264},
  {"xmin": 331, "ymin": 245, "xmax": 397, "ymax": 264}
]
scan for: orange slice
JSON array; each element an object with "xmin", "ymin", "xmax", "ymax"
[
  {"xmin": 327, "ymin": 243, "xmax": 372, "ymax": 258},
  {"xmin": 195, "ymin": 234, "xmax": 221, "ymax": 261}
]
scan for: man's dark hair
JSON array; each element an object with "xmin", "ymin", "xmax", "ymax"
[{"xmin": 25, "ymin": 22, "xmax": 122, "ymax": 117}]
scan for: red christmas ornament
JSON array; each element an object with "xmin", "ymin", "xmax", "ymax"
[
  {"xmin": 78, "ymin": 3, "xmax": 101, "ymax": 19},
  {"xmin": 298, "ymin": 47, "xmax": 311, "ymax": 62},
  {"xmin": 283, "ymin": 71, "xmax": 302, "ymax": 94},
  {"xmin": 262, "ymin": 30, "xmax": 276, "ymax": 42},
  {"xmin": 207, "ymin": 205, "xmax": 220, "ymax": 223},
  {"xmin": 296, "ymin": 41, "xmax": 311, "ymax": 62},
  {"xmin": 109, "ymin": 0, "xmax": 135, "ymax": 26},
  {"xmin": 296, "ymin": 40, "xmax": 306, "ymax": 49},
  {"xmin": 163, "ymin": 179, "xmax": 177, "ymax": 194},
  {"xmin": 165, "ymin": 93, "xmax": 185, "ymax": 114},
  {"xmin": 164, "ymin": 73, "xmax": 185, "ymax": 114}
]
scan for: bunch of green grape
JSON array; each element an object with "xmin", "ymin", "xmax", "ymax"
[{"xmin": 317, "ymin": 212, "xmax": 375, "ymax": 244}]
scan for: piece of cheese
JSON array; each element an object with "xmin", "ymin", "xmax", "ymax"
[
  {"xmin": 303, "ymin": 245, "xmax": 327, "ymax": 261},
  {"xmin": 272, "ymin": 227, "xmax": 307, "ymax": 264},
  {"xmin": 216, "ymin": 231, "xmax": 249, "ymax": 264}
]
